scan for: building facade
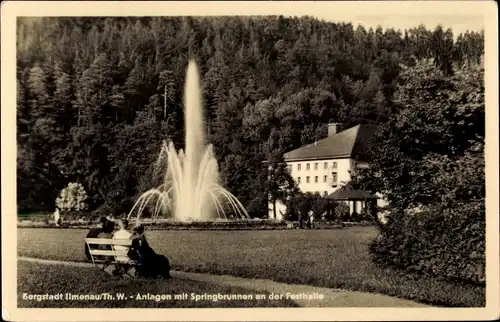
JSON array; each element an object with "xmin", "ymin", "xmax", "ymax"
[{"xmin": 268, "ymin": 123, "xmax": 384, "ymax": 220}]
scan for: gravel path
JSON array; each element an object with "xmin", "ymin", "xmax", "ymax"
[{"xmin": 18, "ymin": 256, "xmax": 430, "ymax": 307}]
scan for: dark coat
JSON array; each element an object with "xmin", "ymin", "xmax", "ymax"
[{"xmin": 130, "ymin": 233, "xmax": 170, "ymax": 278}]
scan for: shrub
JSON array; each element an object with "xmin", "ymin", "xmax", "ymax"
[
  {"xmin": 370, "ymin": 201, "xmax": 485, "ymax": 284},
  {"xmin": 350, "ymin": 212, "xmax": 362, "ymax": 222},
  {"xmin": 139, "ymin": 220, "xmax": 288, "ymax": 230},
  {"xmin": 335, "ymin": 202, "xmax": 350, "ymax": 221},
  {"xmin": 59, "ymin": 211, "xmax": 88, "ymax": 222},
  {"xmin": 284, "ymin": 197, "xmax": 299, "ymax": 221},
  {"xmin": 55, "ymin": 182, "xmax": 89, "ymax": 214},
  {"xmin": 91, "ymin": 203, "xmax": 118, "ymax": 219}
]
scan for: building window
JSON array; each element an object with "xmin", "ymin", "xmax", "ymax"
[
  {"xmin": 298, "ymin": 164, "xmax": 301, "ymax": 171},
  {"xmin": 306, "ymin": 176, "xmax": 310, "ymax": 183},
  {"xmin": 323, "ymin": 175, "xmax": 327, "ymax": 182},
  {"xmin": 332, "ymin": 172, "xmax": 338, "ymax": 186},
  {"xmin": 315, "ymin": 191, "xmax": 320, "ymax": 195},
  {"xmin": 324, "ymin": 162, "xmax": 328, "ymax": 169},
  {"xmin": 314, "ymin": 163, "xmax": 318, "ymax": 170},
  {"xmin": 314, "ymin": 176, "xmax": 318, "ymax": 183},
  {"xmin": 332, "ymin": 162, "xmax": 337, "ymax": 169},
  {"xmin": 306, "ymin": 163, "xmax": 310, "ymax": 171},
  {"xmin": 324, "ymin": 191, "xmax": 328, "ymax": 196},
  {"xmin": 287, "ymin": 165, "xmax": 292, "ymax": 173},
  {"xmin": 297, "ymin": 177, "xmax": 301, "ymax": 184}
]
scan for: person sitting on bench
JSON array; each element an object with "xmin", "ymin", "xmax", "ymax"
[
  {"xmin": 130, "ymin": 224, "xmax": 171, "ymax": 279},
  {"xmin": 96, "ymin": 220, "xmax": 115, "ymax": 262},
  {"xmin": 112, "ymin": 219, "xmax": 132, "ymax": 262},
  {"xmin": 85, "ymin": 216, "xmax": 108, "ymax": 261}
]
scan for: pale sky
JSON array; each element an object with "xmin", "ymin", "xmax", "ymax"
[
  {"xmin": 5, "ymin": 1, "xmax": 491, "ymax": 37},
  {"xmin": 317, "ymin": 14, "xmax": 484, "ymax": 35},
  {"xmin": 276, "ymin": 2, "xmax": 486, "ymax": 37},
  {"xmin": 269, "ymin": 2, "xmax": 486, "ymax": 35}
]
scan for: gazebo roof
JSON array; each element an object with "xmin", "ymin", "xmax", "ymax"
[{"xmin": 326, "ymin": 190, "xmax": 379, "ymax": 200}]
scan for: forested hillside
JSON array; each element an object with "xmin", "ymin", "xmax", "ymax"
[{"xmin": 16, "ymin": 16, "xmax": 484, "ymax": 216}]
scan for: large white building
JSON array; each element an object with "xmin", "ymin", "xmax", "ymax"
[{"xmin": 268, "ymin": 123, "xmax": 385, "ymax": 220}]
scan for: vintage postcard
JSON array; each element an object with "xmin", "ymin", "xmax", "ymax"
[{"xmin": 1, "ymin": 1, "xmax": 498, "ymax": 321}]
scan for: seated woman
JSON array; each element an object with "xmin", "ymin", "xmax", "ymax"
[
  {"xmin": 112, "ymin": 219, "xmax": 132, "ymax": 263},
  {"xmin": 98, "ymin": 220, "xmax": 115, "ymax": 239},
  {"xmin": 84, "ymin": 216, "xmax": 108, "ymax": 261},
  {"xmin": 95, "ymin": 220, "xmax": 115, "ymax": 262},
  {"xmin": 129, "ymin": 224, "xmax": 171, "ymax": 279}
]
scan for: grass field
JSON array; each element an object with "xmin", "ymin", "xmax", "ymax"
[
  {"xmin": 18, "ymin": 261, "xmax": 298, "ymax": 308},
  {"xmin": 17, "ymin": 227, "xmax": 485, "ymax": 307}
]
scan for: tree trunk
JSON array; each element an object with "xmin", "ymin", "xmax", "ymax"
[
  {"xmin": 272, "ymin": 198, "xmax": 276, "ymax": 219},
  {"xmin": 78, "ymin": 90, "xmax": 86, "ymax": 126},
  {"xmin": 163, "ymin": 85, "xmax": 167, "ymax": 120}
]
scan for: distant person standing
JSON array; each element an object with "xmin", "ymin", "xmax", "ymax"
[
  {"xmin": 298, "ymin": 212, "xmax": 303, "ymax": 229},
  {"xmin": 53, "ymin": 209, "xmax": 61, "ymax": 226},
  {"xmin": 84, "ymin": 217, "xmax": 108, "ymax": 261},
  {"xmin": 308, "ymin": 210, "xmax": 314, "ymax": 229},
  {"xmin": 298, "ymin": 198, "xmax": 310, "ymax": 229}
]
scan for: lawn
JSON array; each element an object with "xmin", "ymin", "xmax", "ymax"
[
  {"xmin": 18, "ymin": 261, "xmax": 298, "ymax": 308},
  {"xmin": 17, "ymin": 226, "xmax": 485, "ymax": 307}
]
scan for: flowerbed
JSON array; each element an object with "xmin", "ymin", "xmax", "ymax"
[{"xmin": 17, "ymin": 218, "xmax": 370, "ymax": 230}]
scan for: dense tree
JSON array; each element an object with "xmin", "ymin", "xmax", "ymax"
[
  {"xmin": 341, "ymin": 59, "xmax": 485, "ymax": 283},
  {"xmin": 347, "ymin": 59, "xmax": 484, "ymax": 211},
  {"xmin": 16, "ymin": 17, "xmax": 484, "ymax": 217},
  {"xmin": 266, "ymin": 152, "xmax": 299, "ymax": 219}
]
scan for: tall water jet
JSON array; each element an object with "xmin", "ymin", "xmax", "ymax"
[{"xmin": 128, "ymin": 60, "xmax": 249, "ymax": 222}]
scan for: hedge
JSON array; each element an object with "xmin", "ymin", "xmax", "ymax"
[
  {"xmin": 17, "ymin": 218, "xmax": 373, "ymax": 230},
  {"xmin": 370, "ymin": 201, "xmax": 485, "ymax": 284}
]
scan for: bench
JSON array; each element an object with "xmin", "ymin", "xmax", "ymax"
[{"xmin": 85, "ymin": 238, "xmax": 141, "ymax": 278}]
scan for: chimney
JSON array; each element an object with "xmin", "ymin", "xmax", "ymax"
[{"xmin": 328, "ymin": 123, "xmax": 342, "ymax": 137}]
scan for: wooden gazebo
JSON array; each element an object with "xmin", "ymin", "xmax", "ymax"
[{"xmin": 326, "ymin": 189, "xmax": 379, "ymax": 218}]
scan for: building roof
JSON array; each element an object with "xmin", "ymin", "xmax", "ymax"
[
  {"xmin": 326, "ymin": 190, "xmax": 379, "ymax": 200},
  {"xmin": 283, "ymin": 124, "xmax": 379, "ymax": 162}
]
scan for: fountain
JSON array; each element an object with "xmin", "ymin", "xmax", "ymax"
[{"xmin": 127, "ymin": 60, "xmax": 250, "ymax": 223}]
